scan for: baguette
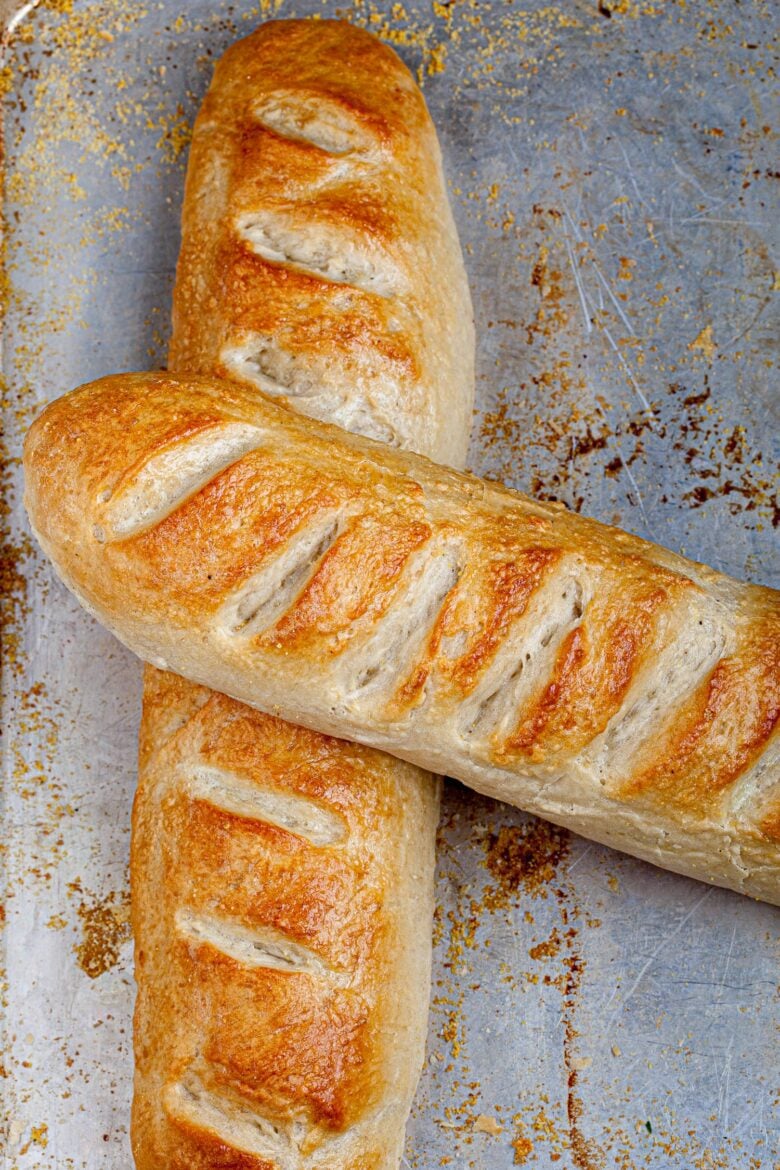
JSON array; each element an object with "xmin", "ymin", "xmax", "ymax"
[
  {"xmin": 133, "ymin": 670, "xmax": 440, "ymax": 1170},
  {"xmin": 132, "ymin": 21, "xmax": 474, "ymax": 1169},
  {"xmin": 25, "ymin": 370, "xmax": 780, "ymax": 903},
  {"xmin": 168, "ymin": 18, "xmax": 473, "ymax": 468}
]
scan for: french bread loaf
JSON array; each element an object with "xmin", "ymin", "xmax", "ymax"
[
  {"xmin": 24, "ymin": 370, "xmax": 780, "ymax": 903},
  {"xmin": 133, "ymin": 670, "xmax": 440, "ymax": 1170},
  {"xmin": 168, "ymin": 18, "xmax": 473, "ymax": 467},
  {"xmin": 131, "ymin": 20, "xmax": 474, "ymax": 1169}
]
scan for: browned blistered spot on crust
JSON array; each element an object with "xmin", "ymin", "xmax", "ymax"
[
  {"xmin": 235, "ymin": 119, "xmax": 341, "ymax": 192},
  {"xmin": 449, "ymin": 549, "xmax": 560, "ymax": 695},
  {"xmin": 128, "ymin": 455, "xmax": 348, "ymax": 603},
  {"xmin": 391, "ymin": 545, "xmax": 559, "ymax": 713},
  {"xmin": 509, "ymin": 624, "xmax": 588, "ymax": 755},
  {"xmin": 200, "ymin": 967, "xmax": 372, "ymax": 1132},
  {"xmin": 282, "ymin": 184, "xmax": 399, "ymax": 247},
  {"xmin": 178, "ymin": 798, "xmax": 366, "ymax": 961},
  {"xmin": 197, "ymin": 695, "xmax": 408, "ymax": 830},
  {"xmin": 165, "ymin": 1113, "xmax": 277, "ymax": 1170},
  {"xmin": 265, "ymin": 515, "xmax": 432, "ymax": 652},
  {"xmin": 213, "ymin": 238, "xmax": 421, "ymax": 384},
  {"xmin": 102, "ymin": 413, "xmax": 226, "ymax": 501},
  {"xmin": 503, "ymin": 582, "xmax": 672, "ymax": 760},
  {"xmin": 619, "ymin": 611, "xmax": 780, "ymax": 814},
  {"xmin": 757, "ymin": 803, "xmax": 780, "ymax": 842}
]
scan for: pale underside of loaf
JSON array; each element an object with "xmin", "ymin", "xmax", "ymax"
[
  {"xmin": 128, "ymin": 17, "xmax": 475, "ymax": 1170},
  {"xmin": 24, "ymin": 370, "xmax": 780, "ymax": 905}
]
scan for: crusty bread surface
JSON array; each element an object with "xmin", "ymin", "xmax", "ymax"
[
  {"xmin": 133, "ymin": 670, "xmax": 440, "ymax": 1170},
  {"xmin": 168, "ymin": 17, "xmax": 474, "ymax": 467},
  {"xmin": 127, "ymin": 19, "xmax": 474, "ymax": 1170},
  {"xmin": 24, "ymin": 369, "xmax": 780, "ymax": 904}
]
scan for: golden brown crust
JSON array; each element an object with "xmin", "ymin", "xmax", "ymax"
[
  {"xmin": 24, "ymin": 369, "xmax": 780, "ymax": 902},
  {"xmin": 617, "ymin": 608, "xmax": 780, "ymax": 808},
  {"xmin": 126, "ymin": 19, "xmax": 474, "ymax": 1169},
  {"xmin": 169, "ymin": 18, "xmax": 474, "ymax": 466},
  {"xmin": 499, "ymin": 572, "xmax": 683, "ymax": 761},
  {"xmin": 132, "ymin": 682, "xmax": 439, "ymax": 1167}
]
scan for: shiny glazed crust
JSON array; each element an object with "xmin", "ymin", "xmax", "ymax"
[
  {"xmin": 127, "ymin": 19, "xmax": 474, "ymax": 1169},
  {"xmin": 24, "ymin": 370, "xmax": 780, "ymax": 904}
]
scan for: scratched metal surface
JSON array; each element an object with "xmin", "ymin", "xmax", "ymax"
[{"xmin": 1, "ymin": 1, "xmax": 778, "ymax": 1168}]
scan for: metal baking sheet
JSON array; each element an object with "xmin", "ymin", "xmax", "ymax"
[{"xmin": 2, "ymin": 1, "xmax": 778, "ymax": 1167}]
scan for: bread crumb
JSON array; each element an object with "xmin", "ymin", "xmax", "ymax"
[
  {"xmin": 474, "ymin": 1114, "xmax": 502, "ymax": 1135},
  {"xmin": 611, "ymin": 1045, "xmax": 622, "ymax": 1057},
  {"xmin": 688, "ymin": 324, "xmax": 716, "ymax": 359},
  {"xmin": 512, "ymin": 1133, "xmax": 534, "ymax": 1163},
  {"xmin": 529, "ymin": 928, "xmax": 561, "ymax": 961}
]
